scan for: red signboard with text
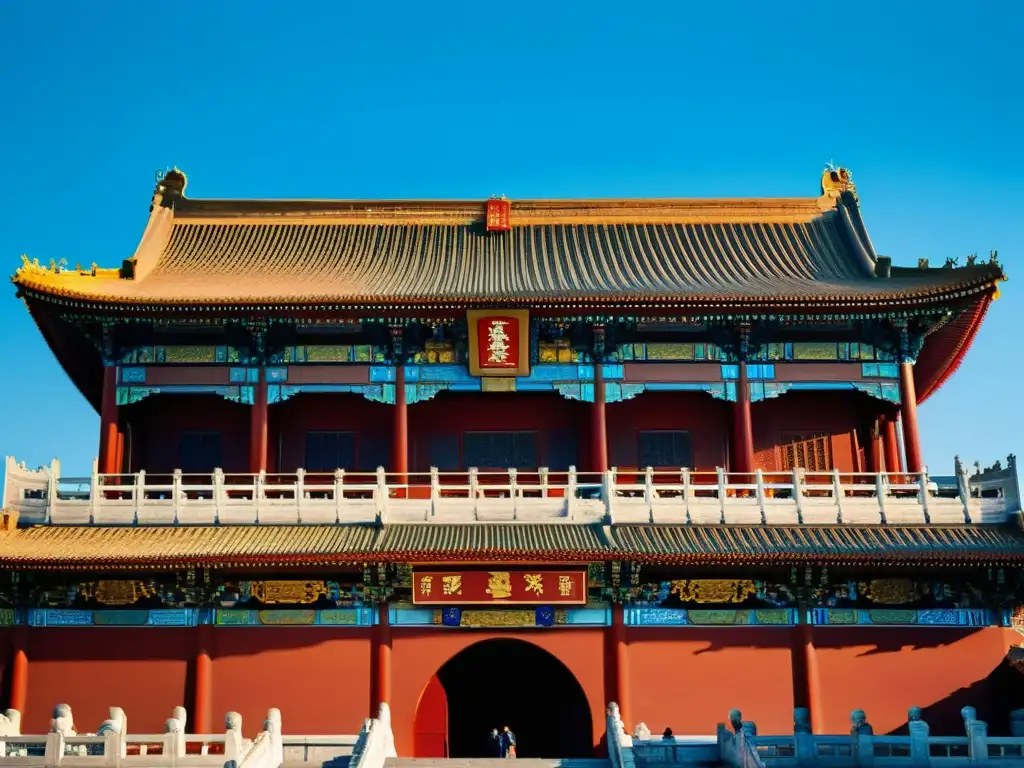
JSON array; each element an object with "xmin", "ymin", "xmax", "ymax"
[
  {"xmin": 486, "ymin": 198, "xmax": 511, "ymax": 231},
  {"xmin": 467, "ymin": 309, "xmax": 530, "ymax": 378},
  {"xmin": 476, "ymin": 315, "xmax": 520, "ymax": 371},
  {"xmin": 412, "ymin": 570, "xmax": 587, "ymax": 605}
]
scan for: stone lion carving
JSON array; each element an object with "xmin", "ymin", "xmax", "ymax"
[
  {"xmin": 850, "ymin": 710, "xmax": 873, "ymax": 736},
  {"xmin": 0, "ymin": 710, "xmax": 21, "ymax": 737},
  {"xmin": 225, "ymin": 712, "xmax": 243, "ymax": 733},
  {"xmin": 50, "ymin": 704, "xmax": 76, "ymax": 736}
]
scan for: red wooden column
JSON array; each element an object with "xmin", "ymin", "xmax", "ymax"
[
  {"xmin": 372, "ymin": 602, "xmax": 392, "ymax": 714},
  {"xmin": 392, "ymin": 365, "xmax": 408, "ymax": 490},
  {"xmin": 9, "ymin": 626, "xmax": 29, "ymax": 715},
  {"xmin": 868, "ymin": 419, "xmax": 884, "ymax": 472},
  {"xmin": 731, "ymin": 362, "xmax": 755, "ymax": 474},
  {"xmin": 591, "ymin": 363, "xmax": 609, "ymax": 473},
  {"xmin": 114, "ymin": 430, "xmax": 125, "ymax": 474},
  {"xmin": 98, "ymin": 366, "xmax": 120, "ymax": 475},
  {"xmin": 898, "ymin": 362, "xmax": 923, "ymax": 473},
  {"xmin": 797, "ymin": 622, "xmax": 824, "ymax": 733},
  {"xmin": 609, "ymin": 603, "xmax": 631, "ymax": 728},
  {"xmin": 194, "ymin": 624, "xmax": 213, "ymax": 734},
  {"xmin": 249, "ymin": 368, "xmax": 269, "ymax": 474},
  {"xmin": 882, "ymin": 415, "xmax": 902, "ymax": 473}
]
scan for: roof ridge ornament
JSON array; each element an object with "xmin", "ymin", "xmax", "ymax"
[
  {"xmin": 820, "ymin": 166, "xmax": 856, "ymax": 200},
  {"xmin": 151, "ymin": 167, "xmax": 187, "ymax": 211}
]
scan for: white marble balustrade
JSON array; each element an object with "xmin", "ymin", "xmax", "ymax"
[
  {"xmin": 610, "ymin": 704, "xmax": 1024, "ymax": 768},
  {"xmin": 3, "ymin": 456, "xmax": 1019, "ymax": 527},
  {"xmin": 0, "ymin": 704, "xmax": 363, "ymax": 768}
]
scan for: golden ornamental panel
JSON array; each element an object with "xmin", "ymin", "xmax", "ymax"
[
  {"xmin": 670, "ymin": 579, "xmax": 758, "ymax": 604},
  {"xmin": 250, "ymin": 580, "xmax": 329, "ymax": 605},
  {"xmin": 163, "ymin": 346, "xmax": 219, "ymax": 364}
]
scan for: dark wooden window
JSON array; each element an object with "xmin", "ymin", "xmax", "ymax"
[
  {"xmin": 637, "ymin": 430, "xmax": 693, "ymax": 468},
  {"xmin": 426, "ymin": 434, "xmax": 461, "ymax": 472},
  {"xmin": 545, "ymin": 429, "xmax": 579, "ymax": 472},
  {"xmin": 780, "ymin": 432, "xmax": 833, "ymax": 472},
  {"xmin": 305, "ymin": 431, "xmax": 356, "ymax": 472},
  {"xmin": 462, "ymin": 431, "xmax": 538, "ymax": 469},
  {"xmin": 178, "ymin": 432, "xmax": 222, "ymax": 474}
]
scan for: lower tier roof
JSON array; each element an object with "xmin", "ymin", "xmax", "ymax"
[{"xmin": 3, "ymin": 522, "xmax": 1023, "ymax": 570}]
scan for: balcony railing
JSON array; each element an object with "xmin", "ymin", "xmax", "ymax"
[{"xmin": 2, "ymin": 456, "xmax": 1019, "ymax": 527}]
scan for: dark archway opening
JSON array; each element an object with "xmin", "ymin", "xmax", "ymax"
[{"xmin": 431, "ymin": 638, "xmax": 594, "ymax": 758}]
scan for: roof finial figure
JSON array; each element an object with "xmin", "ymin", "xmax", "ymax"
[
  {"xmin": 151, "ymin": 167, "xmax": 187, "ymax": 211},
  {"xmin": 820, "ymin": 166, "xmax": 854, "ymax": 198}
]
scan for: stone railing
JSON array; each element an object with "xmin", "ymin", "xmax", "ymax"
[
  {"xmin": 4, "ymin": 455, "xmax": 1019, "ymax": 527},
  {"xmin": 626, "ymin": 706, "xmax": 1024, "ymax": 768},
  {"xmin": 348, "ymin": 705, "xmax": 394, "ymax": 768},
  {"xmin": 607, "ymin": 703, "xmax": 635, "ymax": 768},
  {"xmin": 0, "ymin": 704, "xmax": 359, "ymax": 768}
]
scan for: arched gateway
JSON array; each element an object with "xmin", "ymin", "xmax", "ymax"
[{"xmin": 412, "ymin": 638, "xmax": 594, "ymax": 759}]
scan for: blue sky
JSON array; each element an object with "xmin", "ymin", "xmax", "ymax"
[{"xmin": 1, "ymin": 1, "xmax": 1020, "ymax": 477}]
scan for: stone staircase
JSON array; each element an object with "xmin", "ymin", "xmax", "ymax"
[{"xmin": 385, "ymin": 759, "xmax": 611, "ymax": 768}]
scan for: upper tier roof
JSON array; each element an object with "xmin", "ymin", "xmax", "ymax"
[{"xmin": 11, "ymin": 168, "xmax": 1004, "ymax": 310}]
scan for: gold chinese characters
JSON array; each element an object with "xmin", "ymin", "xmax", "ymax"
[
  {"xmin": 442, "ymin": 575, "xmax": 462, "ymax": 596},
  {"xmin": 486, "ymin": 572, "xmax": 513, "ymax": 599},
  {"xmin": 523, "ymin": 573, "xmax": 544, "ymax": 595}
]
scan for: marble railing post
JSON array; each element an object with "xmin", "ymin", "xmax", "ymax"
[
  {"xmin": 962, "ymin": 707, "xmax": 988, "ymax": 763},
  {"xmin": 850, "ymin": 709, "xmax": 874, "ymax": 768},
  {"xmin": 793, "ymin": 708, "xmax": 815, "ymax": 768},
  {"xmin": 907, "ymin": 707, "xmax": 929, "ymax": 768}
]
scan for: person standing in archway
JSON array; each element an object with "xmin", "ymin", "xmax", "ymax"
[{"xmin": 503, "ymin": 725, "xmax": 517, "ymax": 758}]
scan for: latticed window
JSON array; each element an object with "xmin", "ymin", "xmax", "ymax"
[
  {"xmin": 306, "ymin": 431, "xmax": 356, "ymax": 472},
  {"xmin": 462, "ymin": 431, "xmax": 538, "ymax": 469},
  {"xmin": 638, "ymin": 430, "xmax": 693, "ymax": 468},
  {"xmin": 780, "ymin": 433, "xmax": 832, "ymax": 472},
  {"xmin": 179, "ymin": 432, "xmax": 222, "ymax": 474}
]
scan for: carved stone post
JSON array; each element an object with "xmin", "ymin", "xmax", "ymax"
[
  {"xmin": 907, "ymin": 707, "xmax": 929, "ymax": 768},
  {"xmin": 793, "ymin": 708, "xmax": 815, "ymax": 768},
  {"xmin": 850, "ymin": 709, "xmax": 874, "ymax": 768},
  {"xmin": 962, "ymin": 707, "xmax": 988, "ymax": 764}
]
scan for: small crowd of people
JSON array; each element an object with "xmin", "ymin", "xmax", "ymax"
[{"xmin": 490, "ymin": 726, "xmax": 517, "ymax": 758}]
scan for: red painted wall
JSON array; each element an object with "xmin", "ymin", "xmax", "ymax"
[
  {"xmin": 408, "ymin": 392, "xmax": 589, "ymax": 472},
  {"xmin": 270, "ymin": 393, "xmax": 394, "ymax": 473},
  {"xmin": 123, "ymin": 395, "xmax": 250, "ymax": 475},
  {"xmin": 0, "ymin": 628, "xmax": 11, "ymax": 709},
  {"xmin": 120, "ymin": 389, "xmax": 893, "ymax": 477},
  {"xmin": 607, "ymin": 392, "xmax": 730, "ymax": 470},
  {"xmin": 5, "ymin": 625, "xmax": 1018, "ymax": 741},
  {"xmin": 210, "ymin": 628, "xmax": 372, "ymax": 736},
  {"xmin": 626, "ymin": 627, "xmax": 796, "ymax": 735},
  {"xmin": 20, "ymin": 628, "xmax": 191, "ymax": 734},
  {"xmin": 390, "ymin": 629, "xmax": 607, "ymax": 757},
  {"xmin": 812, "ymin": 627, "xmax": 1017, "ymax": 735},
  {"xmin": 753, "ymin": 391, "xmax": 875, "ymax": 473}
]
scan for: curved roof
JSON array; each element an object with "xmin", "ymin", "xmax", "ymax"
[{"xmin": 12, "ymin": 169, "xmax": 1003, "ymax": 310}]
